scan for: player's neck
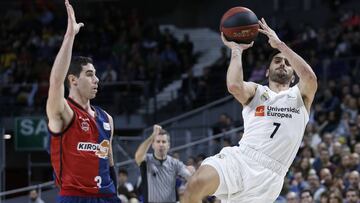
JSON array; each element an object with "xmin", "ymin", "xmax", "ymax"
[
  {"xmin": 68, "ymin": 92, "xmax": 91, "ymax": 112},
  {"xmin": 268, "ymin": 81, "xmax": 290, "ymax": 93}
]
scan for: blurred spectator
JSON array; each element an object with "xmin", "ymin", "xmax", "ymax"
[
  {"xmin": 290, "ymin": 172, "xmax": 309, "ymax": 194},
  {"xmin": 345, "ymin": 188, "xmax": 360, "ymax": 203},
  {"xmin": 194, "ymin": 68, "xmax": 210, "ymax": 107},
  {"xmin": 350, "ymin": 153, "xmax": 360, "ymax": 172},
  {"xmin": 179, "ymin": 69, "xmax": 197, "ymax": 110},
  {"xmin": 286, "ymin": 191, "xmax": 299, "ymax": 203},
  {"xmin": 118, "ymin": 168, "xmax": 134, "ymax": 193},
  {"xmin": 334, "ymin": 112, "xmax": 351, "ymax": 140},
  {"xmin": 320, "ymin": 168, "xmax": 334, "ymax": 191},
  {"xmin": 29, "ymin": 189, "xmax": 45, "ymax": 203},
  {"xmin": 329, "ymin": 192, "xmax": 343, "ymax": 203},
  {"xmin": 322, "ymin": 89, "xmax": 340, "ymax": 112},
  {"xmin": 211, "ymin": 113, "xmax": 234, "ymax": 154},
  {"xmin": 300, "ymin": 189, "xmax": 314, "ymax": 203},
  {"xmin": 307, "ymin": 173, "xmax": 326, "ymax": 202},
  {"xmin": 313, "ymin": 149, "xmax": 336, "ymax": 174},
  {"xmin": 178, "ymin": 33, "xmax": 194, "ymax": 69},
  {"xmin": 345, "ymin": 171, "xmax": 360, "ymax": 191},
  {"xmin": 101, "ymin": 64, "xmax": 117, "ymax": 82},
  {"xmin": 160, "ymin": 43, "xmax": 180, "ymax": 80},
  {"xmin": 331, "ymin": 142, "xmax": 343, "ymax": 165},
  {"xmin": 211, "ymin": 113, "xmax": 233, "ymax": 136},
  {"xmin": 297, "ymin": 157, "xmax": 312, "ymax": 179},
  {"xmin": 334, "ymin": 154, "xmax": 352, "ymax": 177}
]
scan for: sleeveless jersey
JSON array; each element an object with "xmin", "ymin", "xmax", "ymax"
[
  {"xmin": 241, "ymin": 85, "xmax": 309, "ymax": 169},
  {"xmin": 49, "ymin": 98, "xmax": 116, "ymax": 197}
]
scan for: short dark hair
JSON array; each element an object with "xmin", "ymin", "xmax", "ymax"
[
  {"xmin": 267, "ymin": 50, "xmax": 281, "ymax": 67},
  {"xmin": 300, "ymin": 189, "xmax": 313, "ymax": 198},
  {"xmin": 65, "ymin": 56, "xmax": 93, "ymax": 88},
  {"xmin": 346, "ymin": 188, "xmax": 359, "ymax": 196}
]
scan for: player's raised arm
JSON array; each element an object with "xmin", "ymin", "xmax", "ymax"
[
  {"xmin": 46, "ymin": 0, "xmax": 84, "ymax": 131},
  {"xmin": 221, "ymin": 33, "xmax": 257, "ymax": 106},
  {"xmin": 258, "ymin": 18, "xmax": 317, "ymax": 111}
]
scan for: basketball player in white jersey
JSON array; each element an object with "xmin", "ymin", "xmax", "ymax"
[{"xmin": 183, "ymin": 18, "xmax": 317, "ymax": 203}]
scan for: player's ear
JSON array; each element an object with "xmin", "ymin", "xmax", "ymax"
[
  {"xmin": 266, "ymin": 69, "xmax": 269, "ymax": 77},
  {"xmin": 68, "ymin": 74, "xmax": 78, "ymax": 86}
]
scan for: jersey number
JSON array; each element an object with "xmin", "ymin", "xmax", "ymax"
[
  {"xmin": 94, "ymin": 176, "xmax": 102, "ymax": 188},
  {"xmin": 270, "ymin": 122, "xmax": 281, "ymax": 138}
]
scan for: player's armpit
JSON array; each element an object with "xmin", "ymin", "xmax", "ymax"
[{"xmin": 47, "ymin": 98, "xmax": 73, "ymax": 133}]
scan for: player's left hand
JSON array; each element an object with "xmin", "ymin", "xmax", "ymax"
[
  {"xmin": 65, "ymin": 0, "xmax": 84, "ymax": 36},
  {"xmin": 258, "ymin": 18, "xmax": 282, "ymax": 49},
  {"xmin": 221, "ymin": 32, "xmax": 254, "ymax": 52}
]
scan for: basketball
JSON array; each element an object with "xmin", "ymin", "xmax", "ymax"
[{"xmin": 220, "ymin": 7, "xmax": 259, "ymax": 44}]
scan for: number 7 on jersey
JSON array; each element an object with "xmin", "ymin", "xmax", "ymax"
[{"xmin": 270, "ymin": 122, "xmax": 281, "ymax": 138}]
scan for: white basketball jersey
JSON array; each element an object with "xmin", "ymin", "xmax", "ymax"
[{"xmin": 240, "ymin": 84, "xmax": 309, "ymax": 169}]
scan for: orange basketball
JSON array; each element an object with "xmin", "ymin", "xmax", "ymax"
[{"xmin": 220, "ymin": 7, "xmax": 259, "ymax": 44}]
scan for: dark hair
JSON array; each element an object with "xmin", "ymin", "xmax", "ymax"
[
  {"xmin": 267, "ymin": 50, "xmax": 281, "ymax": 68},
  {"xmin": 65, "ymin": 56, "xmax": 93, "ymax": 88},
  {"xmin": 300, "ymin": 189, "xmax": 313, "ymax": 197},
  {"xmin": 269, "ymin": 50, "xmax": 281, "ymax": 60},
  {"xmin": 346, "ymin": 188, "xmax": 359, "ymax": 196},
  {"xmin": 118, "ymin": 168, "xmax": 128, "ymax": 176},
  {"xmin": 320, "ymin": 191, "xmax": 329, "ymax": 199}
]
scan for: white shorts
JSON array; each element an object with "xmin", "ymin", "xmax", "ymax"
[{"xmin": 201, "ymin": 144, "xmax": 286, "ymax": 203}]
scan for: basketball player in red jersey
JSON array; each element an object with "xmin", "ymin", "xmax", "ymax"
[{"xmin": 46, "ymin": 1, "xmax": 120, "ymax": 202}]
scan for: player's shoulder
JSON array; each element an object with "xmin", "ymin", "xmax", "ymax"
[
  {"xmin": 102, "ymin": 109, "xmax": 113, "ymax": 121},
  {"xmin": 246, "ymin": 81, "xmax": 260, "ymax": 89},
  {"xmin": 93, "ymin": 106, "xmax": 113, "ymax": 120}
]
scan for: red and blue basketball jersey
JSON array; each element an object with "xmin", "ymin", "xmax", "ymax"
[{"xmin": 49, "ymin": 98, "xmax": 116, "ymax": 197}]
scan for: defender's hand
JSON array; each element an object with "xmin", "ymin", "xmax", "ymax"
[{"xmin": 65, "ymin": 0, "xmax": 84, "ymax": 36}]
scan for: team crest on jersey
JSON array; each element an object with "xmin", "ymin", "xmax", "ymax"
[
  {"xmin": 77, "ymin": 140, "xmax": 110, "ymax": 159},
  {"xmin": 79, "ymin": 116, "xmax": 90, "ymax": 132},
  {"xmin": 255, "ymin": 105, "xmax": 265, "ymax": 116},
  {"xmin": 260, "ymin": 91, "xmax": 270, "ymax": 101}
]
